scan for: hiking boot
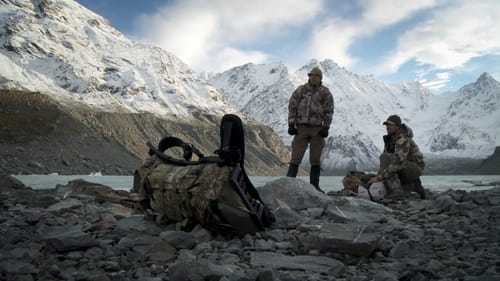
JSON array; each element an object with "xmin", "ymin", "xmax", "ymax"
[
  {"xmin": 313, "ymin": 185, "xmax": 325, "ymax": 193},
  {"xmin": 414, "ymin": 178, "xmax": 426, "ymax": 199},
  {"xmin": 286, "ymin": 164, "xmax": 299, "ymax": 178},
  {"xmin": 310, "ymin": 165, "xmax": 325, "ymax": 193},
  {"xmin": 336, "ymin": 189, "xmax": 357, "ymax": 196},
  {"xmin": 385, "ymin": 188, "xmax": 406, "ymax": 200}
]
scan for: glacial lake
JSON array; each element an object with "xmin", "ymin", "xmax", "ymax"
[{"xmin": 13, "ymin": 174, "xmax": 500, "ymax": 193}]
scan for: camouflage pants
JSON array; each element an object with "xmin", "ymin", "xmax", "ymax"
[
  {"xmin": 380, "ymin": 153, "xmax": 423, "ymax": 192},
  {"xmin": 290, "ymin": 125, "xmax": 325, "ymax": 166}
]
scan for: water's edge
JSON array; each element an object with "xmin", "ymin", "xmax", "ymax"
[{"xmin": 12, "ymin": 174, "xmax": 500, "ymax": 193}]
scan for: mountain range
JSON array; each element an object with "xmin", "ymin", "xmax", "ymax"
[
  {"xmin": 210, "ymin": 61, "xmax": 500, "ymax": 172},
  {"xmin": 1, "ymin": 0, "xmax": 499, "ymax": 174}
]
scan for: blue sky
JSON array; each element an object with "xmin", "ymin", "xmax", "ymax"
[{"xmin": 75, "ymin": 0, "xmax": 500, "ymax": 94}]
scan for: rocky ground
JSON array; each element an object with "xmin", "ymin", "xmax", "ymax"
[{"xmin": 1, "ymin": 174, "xmax": 499, "ymax": 281}]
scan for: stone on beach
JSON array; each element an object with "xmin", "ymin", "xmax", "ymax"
[{"xmin": 1, "ymin": 174, "xmax": 499, "ymax": 280}]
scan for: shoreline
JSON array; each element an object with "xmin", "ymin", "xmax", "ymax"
[{"xmin": 11, "ymin": 174, "xmax": 500, "ymax": 193}]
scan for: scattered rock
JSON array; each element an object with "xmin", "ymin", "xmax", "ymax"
[
  {"xmin": 0, "ymin": 178, "xmax": 499, "ymax": 280},
  {"xmin": 0, "ymin": 174, "xmax": 27, "ymax": 192}
]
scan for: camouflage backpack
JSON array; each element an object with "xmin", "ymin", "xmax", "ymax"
[
  {"xmin": 342, "ymin": 170, "xmax": 387, "ymax": 201},
  {"xmin": 341, "ymin": 171, "xmax": 377, "ymax": 192},
  {"xmin": 133, "ymin": 114, "xmax": 275, "ymax": 236}
]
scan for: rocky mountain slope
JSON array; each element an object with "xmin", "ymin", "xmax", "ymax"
[
  {"xmin": 0, "ymin": 90, "xmax": 289, "ymax": 175},
  {"xmin": 477, "ymin": 146, "xmax": 500, "ymax": 174},
  {"xmin": 1, "ymin": 90, "xmax": 140, "ymax": 175}
]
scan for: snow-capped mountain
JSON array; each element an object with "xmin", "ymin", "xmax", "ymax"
[
  {"xmin": 0, "ymin": 0, "xmax": 236, "ymax": 117},
  {"xmin": 211, "ymin": 60, "xmax": 500, "ymax": 171},
  {"xmin": 426, "ymin": 73, "xmax": 500, "ymax": 158},
  {"xmin": 2, "ymin": 0, "xmax": 498, "ymax": 173},
  {"xmin": 210, "ymin": 62, "xmax": 301, "ymax": 138}
]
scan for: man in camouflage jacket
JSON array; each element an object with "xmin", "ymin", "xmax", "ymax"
[
  {"xmin": 368, "ymin": 115, "xmax": 426, "ymax": 199},
  {"xmin": 286, "ymin": 66, "xmax": 334, "ymax": 193}
]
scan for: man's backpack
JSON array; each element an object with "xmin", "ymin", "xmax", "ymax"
[
  {"xmin": 342, "ymin": 171, "xmax": 373, "ymax": 193},
  {"xmin": 342, "ymin": 170, "xmax": 386, "ymax": 201},
  {"xmin": 133, "ymin": 114, "xmax": 275, "ymax": 236}
]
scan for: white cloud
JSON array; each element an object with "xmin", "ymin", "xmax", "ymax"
[
  {"xmin": 375, "ymin": 0, "xmax": 500, "ymax": 75},
  {"xmin": 307, "ymin": 0, "xmax": 437, "ymax": 68},
  {"xmin": 308, "ymin": 20, "xmax": 359, "ymax": 67},
  {"xmin": 492, "ymin": 72, "xmax": 500, "ymax": 82},
  {"xmin": 129, "ymin": 0, "xmax": 500, "ymax": 88},
  {"xmin": 133, "ymin": 0, "xmax": 324, "ymax": 72},
  {"xmin": 419, "ymin": 71, "xmax": 451, "ymax": 90},
  {"xmin": 198, "ymin": 47, "xmax": 269, "ymax": 73},
  {"xmin": 361, "ymin": 0, "xmax": 438, "ymax": 26}
]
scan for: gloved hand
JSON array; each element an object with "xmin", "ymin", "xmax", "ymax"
[
  {"xmin": 288, "ymin": 123, "xmax": 298, "ymax": 135},
  {"xmin": 319, "ymin": 126, "xmax": 329, "ymax": 138}
]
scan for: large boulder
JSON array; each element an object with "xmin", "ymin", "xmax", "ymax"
[
  {"xmin": 258, "ymin": 177, "xmax": 332, "ymax": 211},
  {"xmin": 0, "ymin": 174, "xmax": 27, "ymax": 193}
]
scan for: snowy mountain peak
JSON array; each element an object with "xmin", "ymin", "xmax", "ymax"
[
  {"xmin": 298, "ymin": 59, "xmax": 345, "ymax": 77},
  {"xmin": 478, "ymin": 72, "xmax": 495, "ymax": 81},
  {"xmin": 409, "ymin": 73, "xmax": 500, "ymax": 158},
  {"xmin": 456, "ymin": 72, "xmax": 500, "ymax": 102},
  {"xmin": 0, "ymin": 0, "xmax": 237, "ymax": 117},
  {"xmin": 474, "ymin": 72, "xmax": 500, "ymax": 89},
  {"xmin": 319, "ymin": 59, "xmax": 345, "ymax": 73}
]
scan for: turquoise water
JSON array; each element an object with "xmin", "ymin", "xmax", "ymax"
[{"xmin": 13, "ymin": 174, "xmax": 500, "ymax": 193}]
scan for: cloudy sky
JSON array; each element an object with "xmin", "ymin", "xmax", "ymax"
[{"xmin": 75, "ymin": 0, "xmax": 500, "ymax": 93}]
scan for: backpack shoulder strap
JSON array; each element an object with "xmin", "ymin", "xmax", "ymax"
[
  {"xmin": 148, "ymin": 137, "xmax": 221, "ymax": 166},
  {"xmin": 154, "ymin": 136, "xmax": 205, "ymax": 160},
  {"xmin": 216, "ymin": 114, "xmax": 245, "ymax": 167},
  {"xmin": 217, "ymin": 114, "xmax": 276, "ymax": 227}
]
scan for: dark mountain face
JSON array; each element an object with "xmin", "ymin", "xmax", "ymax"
[
  {"xmin": 477, "ymin": 146, "xmax": 500, "ymax": 174},
  {"xmin": 0, "ymin": 90, "xmax": 289, "ymax": 176},
  {"xmin": 0, "ymin": 90, "xmax": 142, "ymax": 175}
]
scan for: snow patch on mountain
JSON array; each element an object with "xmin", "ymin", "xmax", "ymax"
[
  {"xmin": 425, "ymin": 73, "xmax": 500, "ymax": 158},
  {"xmin": 0, "ymin": 0, "xmax": 237, "ymax": 117}
]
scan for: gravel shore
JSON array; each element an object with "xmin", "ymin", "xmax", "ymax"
[{"xmin": 1, "ymin": 175, "xmax": 499, "ymax": 281}]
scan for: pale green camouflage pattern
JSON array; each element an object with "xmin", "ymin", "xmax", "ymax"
[
  {"xmin": 133, "ymin": 155, "xmax": 260, "ymax": 233},
  {"xmin": 288, "ymin": 83, "xmax": 334, "ymax": 127},
  {"xmin": 383, "ymin": 173, "xmax": 403, "ymax": 192},
  {"xmin": 342, "ymin": 173, "xmax": 362, "ymax": 193},
  {"xmin": 379, "ymin": 152, "xmax": 404, "ymax": 191},
  {"xmin": 379, "ymin": 149, "xmax": 424, "ymax": 192},
  {"xmin": 133, "ymin": 156, "xmax": 161, "ymax": 194},
  {"xmin": 342, "ymin": 171, "xmax": 375, "ymax": 193},
  {"xmin": 134, "ymin": 156, "xmax": 231, "ymax": 225},
  {"xmin": 147, "ymin": 162, "xmax": 231, "ymax": 225},
  {"xmin": 378, "ymin": 126, "xmax": 424, "ymax": 180},
  {"xmin": 383, "ymin": 174, "xmax": 419, "ymax": 193}
]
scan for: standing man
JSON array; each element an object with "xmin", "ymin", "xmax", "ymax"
[
  {"xmin": 368, "ymin": 114, "xmax": 426, "ymax": 199},
  {"xmin": 286, "ymin": 66, "xmax": 334, "ymax": 192}
]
